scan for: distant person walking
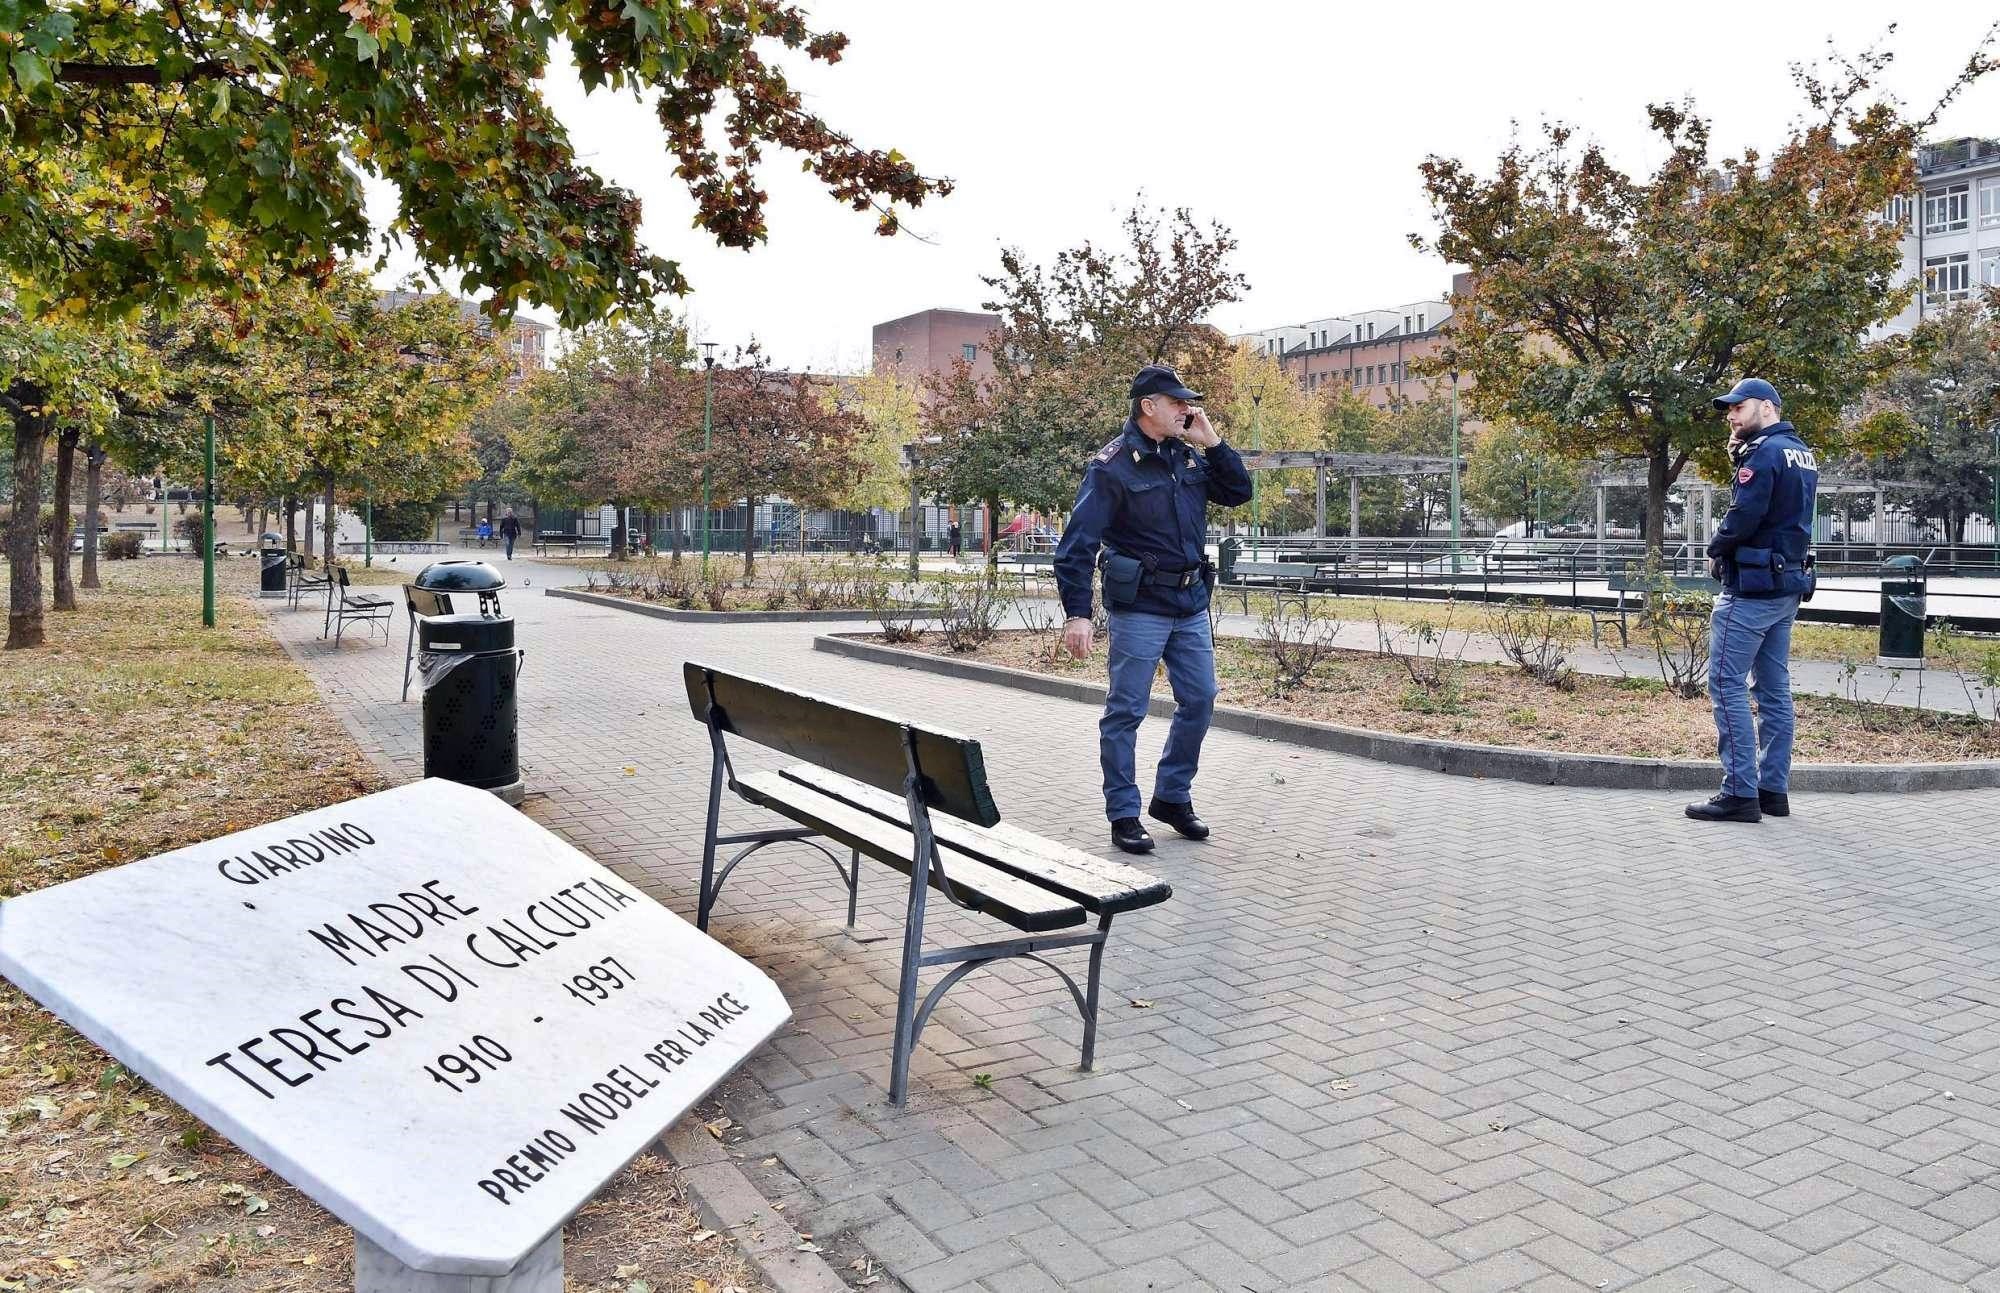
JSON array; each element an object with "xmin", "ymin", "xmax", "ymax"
[
  {"xmin": 947, "ymin": 519, "xmax": 962, "ymax": 559},
  {"xmin": 498, "ymin": 509, "xmax": 521, "ymax": 561},
  {"xmin": 1686, "ymin": 378, "xmax": 1819, "ymax": 824}
]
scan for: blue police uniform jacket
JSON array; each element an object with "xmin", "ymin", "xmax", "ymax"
[
  {"xmin": 1053, "ymin": 419, "xmax": 1255, "ymax": 618},
  {"xmin": 1706, "ymin": 421, "xmax": 1818, "ymax": 599}
]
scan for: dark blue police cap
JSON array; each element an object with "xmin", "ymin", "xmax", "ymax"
[
  {"xmin": 1711, "ymin": 377, "xmax": 1781, "ymax": 410},
  {"xmin": 1130, "ymin": 364, "xmax": 1203, "ymax": 403}
]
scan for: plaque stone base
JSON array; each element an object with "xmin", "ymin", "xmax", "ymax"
[{"xmin": 354, "ymin": 1232, "xmax": 561, "ymax": 1293}]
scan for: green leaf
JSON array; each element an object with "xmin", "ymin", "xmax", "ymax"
[
  {"xmin": 8, "ymin": 49, "xmax": 48, "ymax": 93},
  {"xmin": 346, "ymin": 23, "xmax": 380, "ymax": 61},
  {"xmin": 208, "ymin": 79, "xmax": 231, "ymax": 121}
]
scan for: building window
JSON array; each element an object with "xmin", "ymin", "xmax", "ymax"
[
  {"xmin": 1925, "ymin": 183, "xmax": 1970, "ymax": 235},
  {"xmin": 1924, "ymin": 252, "xmax": 1972, "ymax": 304},
  {"xmin": 1983, "ymin": 248, "xmax": 2000, "ymax": 288},
  {"xmin": 1981, "ymin": 180, "xmax": 2000, "ymax": 230},
  {"xmin": 1403, "ymin": 316, "xmax": 1412, "ymax": 333},
  {"xmin": 1417, "ymin": 312, "xmax": 1427, "ymax": 331},
  {"xmin": 1883, "ymin": 195, "xmax": 1913, "ymax": 228},
  {"xmin": 962, "ymin": 343, "xmax": 977, "ymax": 362},
  {"xmin": 1366, "ymin": 322, "xmax": 1376, "ymax": 340},
  {"xmin": 894, "ymin": 348, "xmax": 904, "ymax": 363}
]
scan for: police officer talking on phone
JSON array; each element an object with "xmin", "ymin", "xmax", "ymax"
[
  {"xmin": 1687, "ymin": 377, "xmax": 1819, "ymax": 824},
  {"xmin": 1053, "ymin": 364, "xmax": 1254, "ymax": 854}
]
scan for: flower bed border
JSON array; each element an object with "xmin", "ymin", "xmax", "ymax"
[
  {"xmin": 813, "ymin": 633, "xmax": 2000, "ymax": 794},
  {"xmin": 546, "ymin": 585, "xmax": 922, "ymax": 625}
]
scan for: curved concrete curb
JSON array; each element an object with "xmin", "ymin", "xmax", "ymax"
[
  {"xmin": 546, "ymin": 585, "xmax": 916, "ymax": 625},
  {"xmin": 814, "ymin": 633, "xmax": 2000, "ymax": 794}
]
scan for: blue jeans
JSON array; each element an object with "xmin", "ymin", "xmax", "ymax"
[
  {"xmin": 1709, "ymin": 591, "xmax": 1801, "ymax": 798},
  {"xmin": 503, "ymin": 534, "xmax": 515, "ymax": 559},
  {"xmin": 1100, "ymin": 608, "xmax": 1217, "ymax": 821}
]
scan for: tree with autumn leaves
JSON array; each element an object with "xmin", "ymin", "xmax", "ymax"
[
  {"xmin": 1413, "ymin": 45, "xmax": 1994, "ymax": 559},
  {"xmin": 915, "ymin": 201, "xmax": 1247, "ymax": 567},
  {"xmin": 1, "ymin": 0, "xmax": 951, "ymax": 327}
]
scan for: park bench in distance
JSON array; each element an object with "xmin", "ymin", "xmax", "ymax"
[
  {"xmin": 1220, "ymin": 559, "xmax": 1317, "ymax": 614},
  {"xmin": 1593, "ymin": 564, "xmax": 1720, "ymax": 647},
  {"xmin": 322, "ymin": 565, "xmax": 394, "ymax": 645},
  {"xmin": 995, "ymin": 550, "xmax": 1056, "ymax": 594},
  {"xmin": 683, "ymin": 661, "xmax": 1173, "ymax": 1106}
]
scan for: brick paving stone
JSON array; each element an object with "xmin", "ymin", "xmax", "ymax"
[{"xmin": 265, "ymin": 567, "xmax": 2000, "ymax": 1293}]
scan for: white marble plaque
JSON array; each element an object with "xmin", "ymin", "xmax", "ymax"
[{"xmin": 0, "ymin": 779, "xmax": 789, "ymax": 1276}]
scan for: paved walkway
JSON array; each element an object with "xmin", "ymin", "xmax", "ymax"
[{"xmin": 270, "ymin": 553, "xmax": 2000, "ymax": 1293}]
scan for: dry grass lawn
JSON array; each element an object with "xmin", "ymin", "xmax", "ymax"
[{"xmin": 0, "ymin": 555, "xmax": 761, "ymax": 1293}]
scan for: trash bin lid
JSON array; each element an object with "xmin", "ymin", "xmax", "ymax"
[
  {"xmin": 413, "ymin": 559, "xmax": 507, "ymax": 593},
  {"xmin": 1881, "ymin": 554, "xmax": 1925, "ymax": 572}
]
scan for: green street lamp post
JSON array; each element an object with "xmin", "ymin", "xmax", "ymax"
[
  {"xmin": 202, "ymin": 414, "xmax": 216, "ymax": 628},
  {"xmin": 1249, "ymin": 385, "xmax": 1265, "ymax": 535},
  {"xmin": 700, "ymin": 342, "xmax": 717, "ymax": 576},
  {"xmin": 1449, "ymin": 371, "xmax": 1462, "ymax": 574}
]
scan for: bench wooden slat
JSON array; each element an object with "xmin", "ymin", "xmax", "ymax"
[
  {"xmin": 685, "ymin": 661, "xmax": 1000, "ymax": 828},
  {"xmin": 734, "ymin": 771, "xmax": 1084, "ymax": 933},
  {"xmin": 778, "ymin": 765, "xmax": 1171, "ymax": 917}
]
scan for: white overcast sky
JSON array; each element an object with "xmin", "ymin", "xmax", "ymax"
[{"xmin": 368, "ymin": 2, "xmax": 2000, "ymax": 371}]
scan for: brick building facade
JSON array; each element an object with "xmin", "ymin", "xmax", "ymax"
[{"xmin": 871, "ymin": 308, "xmax": 1001, "ymax": 386}]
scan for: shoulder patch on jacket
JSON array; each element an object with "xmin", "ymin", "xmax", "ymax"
[
  {"xmin": 1093, "ymin": 437, "xmax": 1124, "ymax": 465},
  {"xmin": 1737, "ymin": 467, "xmax": 1755, "ymax": 485}
]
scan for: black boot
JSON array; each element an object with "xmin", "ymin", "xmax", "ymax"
[
  {"xmin": 1147, "ymin": 797, "xmax": 1210, "ymax": 840},
  {"xmin": 1110, "ymin": 817, "xmax": 1155, "ymax": 854},
  {"xmin": 1685, "ymin": 793, "xmax": 1762, "ymax": 823},
  {"xmin": 1759, "ymin": 790, "xmax": 1790, "ymax": 817}
]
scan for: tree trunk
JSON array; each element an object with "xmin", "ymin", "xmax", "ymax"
[
  {"xmin": 323, "ymin": 475, "xmax": 338, "ymax": 568},
  {"xmin": 82, "ymin": 444, "xmax": 106, "ymax": 590},
  {"xmin": 742, "ymin": 499, "xmax": 757, "ymax": 577},
  {"xmin": 1644, "ymin": 451, "xmax": 1671, "ymax": 567},
  {"xmin": 51, "ymin": 428, "xmax": 79, "ymax": 612},
  {"xmin": 985, "ymin": 493, "xmax": 1001, "ymax": 585},
  {"xmin": 6, "ymin": 407, "xmax": 49, "ymax": 649},
  {"xmin": 284, "ymin": 494, "xmax": 297, "ymax": 554},
  {"xmin": 609, "ymin": 500, "xmax": 627, "ymax": 561}
]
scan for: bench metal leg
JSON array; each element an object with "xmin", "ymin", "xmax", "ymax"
[
  {"xmin": 697, "ymin": 731, "xmax": 727, "ymax": 933},
  {"xmin": 402, "ymin": 614, "xmax": 417, "ymax": 701},
  {"xmin": 887, "ymin": 814, "xmax": 933, "ymax": 1108},
  {"xmin": 1082, "ymin": 912, "xmax": 1112, "ymax": 1071},
  {"xmin": 847, "ymin": 848, "xmax": 860, "ymax": 929}
]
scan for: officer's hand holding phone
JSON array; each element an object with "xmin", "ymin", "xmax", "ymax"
[
  {"xmin": 1063, "ymin": 617, "xmax": 1093, "ymax": 659},
  {"xmin": 1173, "ymin": 405, "xmax": 1221, "ymax": 449}
]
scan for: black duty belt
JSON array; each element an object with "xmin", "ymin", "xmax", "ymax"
[{"xmin": 1141, "ymin": 567, "xmax": 1200, "ymax": 589}]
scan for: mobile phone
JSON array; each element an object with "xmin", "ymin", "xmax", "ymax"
[{"xmin": 1181, "ymin": 412, "xmax": 1196, "ymax": 430}]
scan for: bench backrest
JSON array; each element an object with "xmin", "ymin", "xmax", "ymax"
[
  {"xmin": 1235, "ymin": 561, "xmax": 1315, "ymax": 578},
  {"xmin": 405, "ymin": 585, "xmax": 451, "ymax": 617},
  {"xmin": 684, "ymin": 661, "xmax": 1000, "ymax": 827}
]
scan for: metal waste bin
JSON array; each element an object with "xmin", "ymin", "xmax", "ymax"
[
  {"xmin": 419, "ymin": 613, "xmax": 524, "ymax": 804},
  {"xmin": 1218, "ymin": 535, "xmax": 1243, "ymax": 585},
  {"xmin": 258, "ymin": 535, "xmax": 288, "ymax": 599},
  {"xmin": 1878, "ymin": 554, "xmax": 1927, "ymax": 669}
]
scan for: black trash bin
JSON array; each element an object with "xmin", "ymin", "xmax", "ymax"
[
  {"xmin": 419, "ymin": 613, "xmax": 524, "ymax": 804},
  {"xmin": 1878, "ymin": 555, "xmax": 1927, "ymax": 670},
  {"xmin": 1218, "ymin": 536, "xmax": 1243, "ymax": 584},
  {"xmin": 259, "ymin": 538, "xmax": 288, "ymax": 600}
]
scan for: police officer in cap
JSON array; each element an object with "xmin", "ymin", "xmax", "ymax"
[
  {"xmin": 1054, "ymin": 364, "xmax": 1254, "ymax": 853},
  {"xmin": 1687, "ymin": 377, "xmax": 1819, "ymax": 823}
]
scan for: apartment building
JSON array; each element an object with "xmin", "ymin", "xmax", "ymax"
[
  {"xmin": 1232, "ymin": 287, "xmax": 1459, "ymax": 408},
  {"xmin": 1872, "ymin": 136, "xmax": 2000, "ymax": 336},
  {"xmin": 871, "ymin": 308, "xmax": 1001, "ymax": 385}
]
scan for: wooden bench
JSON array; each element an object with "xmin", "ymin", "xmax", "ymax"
[
  {"xmin": 288, "ymin": 551, "xmax": 331, "ymax": 610},
  {"xmin": 534, "ymin": 533, "xmax": 612, "ymax": 557},
  {"xmin": 401, "ymin": 585, "xmax": 450, "ymax": 701},
  {"xmin": 1221, "ymin": 560, "xmax": 1318, "ymax": 614},
  {"xmin": 322, "ymin": 566, "xmax": 394, "ymax": 645},
  {"xmin": 685, "ymin": 662, "xmax": 1173, "ymax": 1106},
  {"xmin": 1592, "ymin": 566, "xmax": 1719, "ymax": 647}
]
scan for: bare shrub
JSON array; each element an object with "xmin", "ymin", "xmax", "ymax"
[
  {"xmin": 1643, "ymin": 579, "xmax": 1711, "ymax": 699},
  {"xmin": 1256, "ymin": 596, "xmax": 1340, "ymax": 694},
  {"xmin": 1490, "ymin": 598, "xmax": 1579, "ymax": 689},
  {"xmin": 701, "ymin": 576, "xmax": 734, "ymax": 613},
  {"xmin": 934, "ymin": 579, "xmax": 1014, "ymax": 652},
  {"xmin": 1373, "ymin": 598, "xmax": 1469, "ymax": 699},
  {"xmin": 862, "ymin": 574, "xmax": 924, "ymax": 645}
]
